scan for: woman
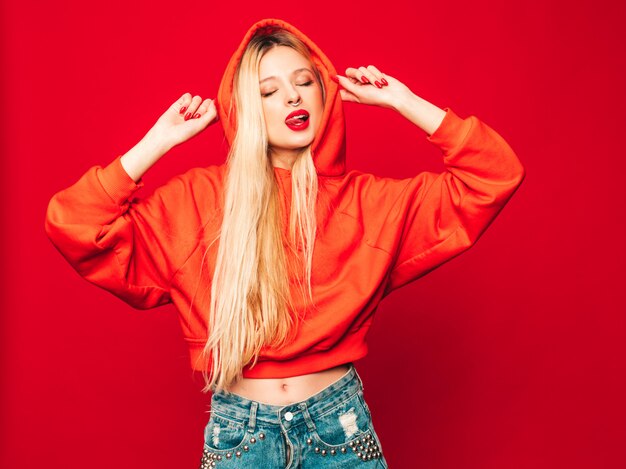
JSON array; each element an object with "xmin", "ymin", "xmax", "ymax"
[{"xmin": 45, "ymin": 18, "xmax": 525, "ymax": 468}]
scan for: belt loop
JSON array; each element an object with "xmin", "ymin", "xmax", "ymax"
[
  {"xmin": 298, "ymin": 402, "xmax": 317, "ymax": 432},
  {"xmin": 248, "ymin": 401, "xmax": 258, "ymax": 433},
  {"xmin": 353, "ymin": 364, "xmax": 365, "ymax": 391}
]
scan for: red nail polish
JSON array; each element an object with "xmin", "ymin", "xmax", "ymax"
[
  {"xmin": 361, "ymin": 76, "xmax": 370, "ymax": 84},
  {"xmin": 381, "ymin": 78, "xmax": 388, "ymax": 86},
  {"xmin": 193, "ymin": 113, "xmax": 200, "ymax": 119},
  {"xmin": 180, "ymin": 106, "xmax": 187, "ymax": 114},
  {"xmin": 330, "ymin": 75, "xmax": 339, "ymax": 83},
  {"xmin": 185, "ymin": 112, "xmax": 192, "ymax": 120},
  {"xmin": 375, "ymin": 81, "xmax": 382, "ymax": 88}
]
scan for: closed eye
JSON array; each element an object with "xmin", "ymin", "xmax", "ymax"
[{"xmin": 261, "ymin": 80, "xmax": 314, "ymax": 98}]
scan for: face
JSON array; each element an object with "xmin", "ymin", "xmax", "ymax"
[{"xmin": 258, "ymin": 46, "xmax": 324, "ymax": 161}]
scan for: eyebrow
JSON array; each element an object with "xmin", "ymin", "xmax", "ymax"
[{"xmin": 259, "ymin": 67, "xmax": 313, "ymax": 84}]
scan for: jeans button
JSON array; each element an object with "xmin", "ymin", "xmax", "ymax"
[{"xmin": 284, "ymin": 411, "xmax": 294, "ymax": 421}]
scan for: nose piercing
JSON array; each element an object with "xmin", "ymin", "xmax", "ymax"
[{"xmin": 290, "ymin": 97, "xmax": 301, "ymax": 106}]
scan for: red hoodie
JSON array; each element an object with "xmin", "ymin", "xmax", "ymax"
[{"xmin": 44, "ymin": 18, "xmax": 525, "ymax": 379}]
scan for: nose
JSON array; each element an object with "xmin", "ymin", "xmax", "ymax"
[{"xmin": 286, "ymin": 85, "xmax": 301, "ymax": 106}]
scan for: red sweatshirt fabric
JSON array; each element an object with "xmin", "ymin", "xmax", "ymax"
[{"xmin": 44, "ymin": 18, "xmax": 525, "ymax": 378}]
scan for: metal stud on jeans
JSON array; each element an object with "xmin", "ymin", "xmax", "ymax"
[
  {"xmin": 314, "ymin": 431, "xmax": 383, "ymax": 463},
  {"xmin": 200, "ymin": 431, "xmax": 265, "ymax": 467}
]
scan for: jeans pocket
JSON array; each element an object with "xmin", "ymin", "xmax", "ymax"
[
  {"xmin": 357, "ymin": 390, "xmax": 389, "ymax": 468},
  {"xmin": 305, "ymin": 391, "xmax": 385, "ymax": 465},
  {"xmin": 202, "ymin": 411, "xmax": 250, "ymax": 454}
]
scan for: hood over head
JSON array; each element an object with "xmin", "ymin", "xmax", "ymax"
[{"xmin": 215, "ymin": 18, "xmax": 346, "ymax": 177}]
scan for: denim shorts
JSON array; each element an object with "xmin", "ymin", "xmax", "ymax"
[{"xmin": 199, "ymin": 363, "xmax": 388, "ymax": 468}]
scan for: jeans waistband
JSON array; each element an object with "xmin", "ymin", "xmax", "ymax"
[{"xmin": 209, "ymin": 364, "xmax": 363, "ymax": 431}]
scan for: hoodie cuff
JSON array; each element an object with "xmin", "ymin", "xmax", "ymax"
[
  {"xmin": 426, "ymin": 107, "xmax": 474, "ymax": 158},
  {"xmin": 97, "ymin": 155, "xmax": 145, "ymax": 205}
]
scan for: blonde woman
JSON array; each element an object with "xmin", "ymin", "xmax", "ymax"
[{"xmin": 45, "ymin": 18, "xmax": 525, "ymax": 468}]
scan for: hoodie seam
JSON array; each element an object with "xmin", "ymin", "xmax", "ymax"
[
  {"xmin": 338, "ymin": 209, "xmax": 393, "ymax": 256},
  {"xmin": 111, "ymin": 245, "xmax": 172, "ymax": 293},
  {"xmin": 93, "ymin": 167, "xmax": 171, "ymax": 293},
  {"xmin": 167, "ymin": 216, "xmax": 219, "ymax": 286},
  {"xmin": 390, "ymin": 224, "xmax": 466, "ymax": 274},
  {"xmin": 167, "ymin": 167, "xmax": 225, "ymax": 285},
  {"xmin": 100, "ymin": 165, "xmax": 218, "ymax": 293},
  {"xmin": 441, "ymin": 114, "xmax": 475, "ymax": 161}
]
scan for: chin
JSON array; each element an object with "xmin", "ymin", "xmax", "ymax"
[{"xmin": 279, "ymin": 134, "xmax": 314, "ymax": 149}]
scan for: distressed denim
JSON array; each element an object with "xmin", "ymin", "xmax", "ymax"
[{"xmin": 199, "ymin": 364, "xmax": 388, "ymax": 468}]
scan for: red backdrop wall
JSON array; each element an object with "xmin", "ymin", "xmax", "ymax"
[{"xmin": 2, "ymin": 0, "xmax": 625, "ymax": 468}]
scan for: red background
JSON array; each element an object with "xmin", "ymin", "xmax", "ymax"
[{"xmin": 2, "ymin": 1, "xmax": 625, "ymax": 468}]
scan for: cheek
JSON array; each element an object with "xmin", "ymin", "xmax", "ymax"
[
  {"xmin": 313, "ymin": 89, "xmax": 324, "ymax": 114},
  {"xmin": 262, "ymin": 103, "xmax": 281, "ymax": 131},
  {"xmin": 313, "ymin": 91, "xmax": 325, "ymax": 128},
  {"xmin": 267, "ymin": 102, "xmax": 285, "ymax": 125}
]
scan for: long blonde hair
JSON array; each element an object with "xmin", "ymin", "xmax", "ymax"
[{"xmin": 196, "ymin": 28, "xmax": 327, "ymax": 393}]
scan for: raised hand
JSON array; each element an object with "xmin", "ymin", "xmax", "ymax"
[
  {"xmin": 334, "ymin": 65, "xmax": 415, "ymax": 112},
  {"xmin": 119, "ymin": 93, "xmax": 220, "ymax": 182},
  {"xmin": 145, "ymin": 92, "xmax": 219, "ymax": 150}
]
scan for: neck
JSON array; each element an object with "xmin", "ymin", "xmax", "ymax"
[{"xmin": 270, "ymin": 149, "xmax": 300, "ymax": 170}]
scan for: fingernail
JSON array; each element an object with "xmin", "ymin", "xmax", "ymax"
[
  {"xmin": 381, "ymin": 78, "xmax": 388, "ymax": 86},
  {"xmin": 330, "ymin": 75, "xmax": 339, "ymax": 83},
  {"xmin": 180, "ymin": 106, "xmax": 187, "ymax": 114},
  {"xmin": 375, "ymin": 81, "xmax": 382, "ymax": 88},
  {"xmin": 361, "ymin": 76, "xmax": 370, "ymax": 84},
  {"xmin": 185, "ymin": 112, "xmax": 192, "ymax": 120},
  {"xmin": 193, "ymin": 113, "xmax": 200, "ymax": 119}
]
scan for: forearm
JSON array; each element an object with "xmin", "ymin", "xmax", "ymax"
[
  {"xmin": 120, "ymin": 132, "xmax": 171, "ymax": 182},
  {"xmin": 392, "ymin": 92, "xmax": 447, "ymax": 137}
]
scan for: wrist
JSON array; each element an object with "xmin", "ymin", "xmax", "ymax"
[
  {"xmin": 392, "ymin": 91, "xmax": 420, "ymax": 116},
  {"xmin": 142, "ymin": 127, "xmax": 173, "ymax": 155},
  {"xmin": 120, "ymin": 134, "xmax": 169, "ymax": 183},
  {"xmin": 393, "ymin": 92, "xmax": 446, "ymax": 136}
]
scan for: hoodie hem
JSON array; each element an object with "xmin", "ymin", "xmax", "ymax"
[
  {"xmin": 426, "ymin": 107, "xmax": 474, "ymax": 158},
  {"xmin": 186, "ymin": 340, "xmax": 368, "ymax": 379},
  {"xmin": 96, "ymin": 155, "xmax": 145, "ymax": 205}
]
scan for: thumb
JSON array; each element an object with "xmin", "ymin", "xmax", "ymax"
[
  {"xmin": 339, "ymin": 89, "xmax": 358, "ymax": 103},
  {"xmin": 335, "ymin": 75, "xmax": 360, "ymax": 103},
  {"xmin": 336, "ymin": 75, "xmax": 360, "ymax": 96}
]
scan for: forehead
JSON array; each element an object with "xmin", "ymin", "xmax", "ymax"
[{"xmin": 259, "ymin": 46, "xmax": 312, "ymax": 80}]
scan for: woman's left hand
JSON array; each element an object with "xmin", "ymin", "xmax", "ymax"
[{"xmin": 334, "ymin": 65, "xmax": 414, "ymax": 111}]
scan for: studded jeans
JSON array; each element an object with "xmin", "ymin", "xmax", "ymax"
[{"xmin": 200, "ymin": 363, "xmax": 388, "ymax": 468}]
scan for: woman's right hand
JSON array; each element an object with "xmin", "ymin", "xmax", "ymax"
[
  {"xmin": 146, "ymin": 92, "xmax": 219, "ymax": 151},
  {"xmin": 120, "ymin": 93, "xmax": 219, "ymax": 182}
]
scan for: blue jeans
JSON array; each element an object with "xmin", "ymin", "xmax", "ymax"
[{"xmin": 200, "ymin": 364, "xmax": 388, "ymax": 468}]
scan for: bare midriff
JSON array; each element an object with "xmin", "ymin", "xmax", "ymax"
[{"xmin": 225, "ymin": 363, "xmax": 352, "ymax": 406}]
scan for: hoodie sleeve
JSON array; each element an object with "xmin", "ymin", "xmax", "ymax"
[
  {"xmin": 44, "ymin": 155, "xmax": 203, "ymax": 310},
  {"xmin": 365, "ymin": 108, "xmax": 526, "ymax": 296}
]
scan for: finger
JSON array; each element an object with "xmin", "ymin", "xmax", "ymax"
[
  {"xmin": 212, "ymin": 99, "xmax": 220, "ymax": 121},
  {"xmin": 191, "ymin": 98, "xmax": 211, "ymax": 118},
  {"xmin": 344, "ymin": 67, "xmax": 366, "ymax": 85},
  {"xmin": 357, "ymin": 66, "xmax": 379, "ymax": 86},
  {"xmin": 336, "ymin": 75, "xmax": 362, "ymax": 102},
  {"xmin": 339, "ymin": 89, "xmax": 359, "ymax": 103},
  {"xmin": 191, "ymin": 106, "xmax": 218, "ymax": 130},
  {"xmin": 366, "ymin": 65, "xmax": 388, "ymax": 86},
  {"xmin": 192, "ymin": 98, "xmax": 217, "ymax": 122},
  {"xmin": 184, "ymin": 95, "xmax": 203, "ymax": 120},
  {"xmin": 175, "ymin": 93, "xmax": 192, "ymax": 114}
]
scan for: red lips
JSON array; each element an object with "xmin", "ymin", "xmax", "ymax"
[
  {"xmin": 284, "ymin": 109, "xmax": 310, "ymax": 131},
  {"xmin": 285, "ymin": 109, "xmax": 309, "ymax": 123}
]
